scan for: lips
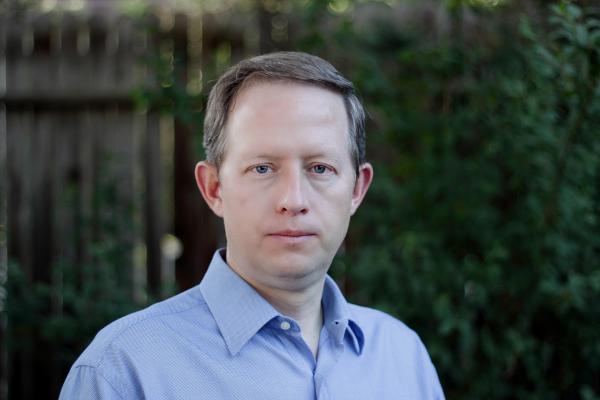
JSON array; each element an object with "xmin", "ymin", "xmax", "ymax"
[
  {"xmin": 268, "ymin": 229, "xmax": 316, "ymax": 237},
  {"xmin": 266, "ymin": 230, "xmax": 317, "ymax": 245}
]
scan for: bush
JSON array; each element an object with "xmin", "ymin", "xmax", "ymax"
[
  {"xmin": 5, "ymin": 168, "xmax": 164, "ymax": 390},
  {"xmin": 312, "ymin": 2, "xmax": 600, "ymax": 399}
]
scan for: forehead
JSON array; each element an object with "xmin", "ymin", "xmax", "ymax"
[
  {"xmin": 231, "ymin": 79, "xmax": 347, "ymax": 125},
  {"xmin": 224, "ymin": 80, "xmax": 351, "ymax": 159}
]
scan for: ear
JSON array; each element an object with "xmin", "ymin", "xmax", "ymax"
[
  {"xmin": 195, "ymin": 161, "xmax": 224, "ymax": 217},
  {"xmin": 350, "ymin": 162, "xmax": 374, "ymax": 216}
]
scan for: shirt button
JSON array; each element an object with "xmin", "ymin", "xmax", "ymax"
[{"xmin": 280, "ymin": 321, "xmax": 291, "ymax": 331}]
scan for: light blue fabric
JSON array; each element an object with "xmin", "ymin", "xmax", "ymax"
[{"xmin": 60, "ymin": 249, "xmax": 445, "ymax": 399}]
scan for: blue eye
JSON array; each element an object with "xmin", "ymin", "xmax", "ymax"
[
  {"xmin": 254, "ymin": 165, "xmax": 270, "ymax": 174},
  {"xmin": 312, "ymin": 165, "xmax": 328, "ymax": 174}
]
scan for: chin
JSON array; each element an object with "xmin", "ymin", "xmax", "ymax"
[{"xmin": 263, "ymin": 252, "xmax": 328, "ymax": 280}]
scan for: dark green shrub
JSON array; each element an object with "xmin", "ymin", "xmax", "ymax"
[
  {"xmin": 314, "ymin": 2, "xmax": 600, "ymax": 399},
  {"xmin": 5, "ymin": 167, "xmax": 165, "ymax": 388}
]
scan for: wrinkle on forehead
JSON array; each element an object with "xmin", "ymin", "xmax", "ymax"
[
  {"xmin": 229, "ymin": 76, "xmax": 347, "ymax": 125},
  {"xmin": 222, "ymin": 80, "xmax": 352, "ymax": 166}
]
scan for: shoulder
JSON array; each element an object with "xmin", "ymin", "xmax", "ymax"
[
  {"xmin": 348, "ymin": 304, "xmax": 446, "ymax": 399},
  {"xmin": 348, "ymin": 303, "xmax": 429, "ymax": 356},
  {"xmin": 61, "ymin": 286, "xmax": 213, "ymax": 398},
  {"xmin": 74, "ymin": 286, "xmax": 208, "ymax": 369},
  {"xmin": 349, "ymin": 303, "xmax": 418, "ymax": 338}
]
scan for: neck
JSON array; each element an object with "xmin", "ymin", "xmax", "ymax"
[
  {"xmin": 253, "ymin": 280, "xmax": 325, "ymax": 358},
  {"xmin": 258, "ymin": 281, "xmax": 324, "ymax": 325},
  {"xmin": 231, "ymin": 267, "xmax": 326, "ymax": 358},
  {"xmin": 224, "ymin": 250, "xmax": 328, "ymax": 358}
]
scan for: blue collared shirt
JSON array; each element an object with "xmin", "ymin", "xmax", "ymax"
[{"xmin": 60, "ymin": 250, "xmax": 445, "ymax": 399}]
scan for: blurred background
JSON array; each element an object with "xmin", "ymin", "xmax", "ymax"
[{"xmin": 1, "ymin": 0, "xmax": 599, "ymax": 399}]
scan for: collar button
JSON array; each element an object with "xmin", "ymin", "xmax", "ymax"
[{"xmin": 280, "ymin": 321, "xmax": 291, "ymax": 331}]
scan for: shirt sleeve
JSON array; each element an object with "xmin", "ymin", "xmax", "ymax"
[{"xmin": 59, "ymin": 365, "xmax": 125, "ymax": 400}]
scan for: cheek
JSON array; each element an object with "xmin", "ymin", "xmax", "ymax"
[
  {"xmin": 221, "ymin": 183, "xmax": 269, "ymax": 226},
  {"xmin": 221, "ymin": 178, "xmax": 254, "ymax": 207},
  {"xmin": 222, "ymin": 198, "xmax": 257, "ymax": 244},
  {"xmin": 315, "ymin": 186, "xmax": 354, "ymax": 223}
]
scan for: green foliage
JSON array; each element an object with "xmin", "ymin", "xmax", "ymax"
[
  {"xmin": 6, "ymin": 166, "xmax": 157, "ymax": 371},
  {"xmin": 130, "ymin": 29, "xmax": 206, "ymax": 159},
  {"xmin": 305, "ymin": 1, "xmax": 600, "ymax": 399},
  {"xmin": 8, "ymin": 1, "xmax": 595, "ymax": 399}
]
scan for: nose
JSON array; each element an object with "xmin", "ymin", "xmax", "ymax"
[{"xmin": 276, "ymin": 168, "xmax": 309, "ymax": 216}]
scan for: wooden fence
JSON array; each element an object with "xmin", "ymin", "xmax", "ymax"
[
  {"xmin": 4, "ymin": 11, "xmax": 164, "ymax": 400},
  {"xmin": 0, "ymin": 5, "xmax": 274, "ymax": 398}
]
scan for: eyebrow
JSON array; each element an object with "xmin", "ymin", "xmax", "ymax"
[{"xmin": 247, "ymin": 153, "xmax": 342, "ymax": 162}]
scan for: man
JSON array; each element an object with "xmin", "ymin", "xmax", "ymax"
[{"xmin": 60, "ymin": 52, "xmax": 445, "ymax": 399}]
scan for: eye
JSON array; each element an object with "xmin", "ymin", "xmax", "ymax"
[
  {"xmin": 254, "ymin": 165, "xmax": 272, "ymax": 174},
  {"xmin": 310, "ymin": 164, "xmax": 331, "ymax": 174}
]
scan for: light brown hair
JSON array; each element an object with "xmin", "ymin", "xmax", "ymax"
[{"xmin": 203, "ymin": 51, "xmax": 366, "ymax": 174}]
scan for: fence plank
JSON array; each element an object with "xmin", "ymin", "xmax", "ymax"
[
  {"xmin": 7, "ymin": 107, "xmax": 35, "ymax": 400},
  {"xmin": 0, "ymin": 103, "xmax": 8, "ymax": 400},
  {"xmin": 4, "ymin": 9, "xmax": 234, "ymax": 398},
  {"xmin": 145, "ymin": 111, "xmax": 162, "ymax": 298}
]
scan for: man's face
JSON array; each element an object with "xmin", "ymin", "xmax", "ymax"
[{"xmin": 196, "ymin": 81, "xmax": 372, "ymax": 292}]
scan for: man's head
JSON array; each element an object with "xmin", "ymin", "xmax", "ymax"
[
  {"xmin": 203, "ymin": 52, "xmax": 366, "ymax": 175},
  {"xmin": 195, "ymin": 52, "xmax": 373, "ymax": 294}
]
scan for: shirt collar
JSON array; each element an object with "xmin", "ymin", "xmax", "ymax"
[
  {"xmin": 200, "ymin": 249, "xmax": 279, "ymax": 356},
  {"xmin": 200, "ymin": 249, "xmax": 365, "ymax": 356},
  {"xmin": 322, "ymin": 274, "xmax": 365, "ymax": 355}
]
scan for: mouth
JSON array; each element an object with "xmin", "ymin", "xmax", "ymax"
[
  {"xmin": 266, "ymin": 230, "xmax": 317, "ymax": 245},
  {"xmin": 267, "ymin": 230, "xmax": 316, "ymax": 237}
]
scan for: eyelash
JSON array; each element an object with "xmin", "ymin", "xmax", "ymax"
[
  {"xmin": 254, "ymin": 165, "xmax": 272, "ymax": 174},
  {"xmin": 310, "ymin": 164, "xmax": 331, "ymax": 174},
  {"xmin": 249, "ymin": 164, "xmax": 334, "ymax": 175}
]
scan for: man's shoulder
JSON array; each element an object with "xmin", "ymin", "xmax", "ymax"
[
  {"xmin": 349, "ymin": 303, "xmax": 414, "ymax": 331},
  {"xmin": 74, "ymin": 286, "xmax": 208, "ymax": 369},
  {"xmin": 347, "ymin": 303, "xmax": 425, "ymax": 349},
  {"xmin": 347, "ymin": 303, "xmax": 445, "ymax": 399}
]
